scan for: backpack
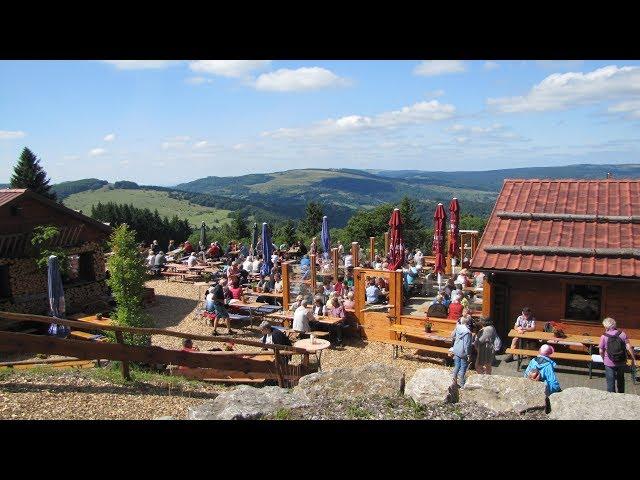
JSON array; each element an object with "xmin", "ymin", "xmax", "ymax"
[{"xmin": 604, "ymin": 331, "xmax": 627, "ymax": 363}]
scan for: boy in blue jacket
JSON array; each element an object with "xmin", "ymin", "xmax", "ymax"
[{"xmin": 524, "ymin": 344, "xmax": 561, "ymax": 395}]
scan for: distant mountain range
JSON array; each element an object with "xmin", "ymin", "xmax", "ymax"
[{"xmin": 23, "ymin": 163, "xmax": 640, "ymax": 228}]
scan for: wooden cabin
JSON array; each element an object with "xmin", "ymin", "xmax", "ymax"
[
  {"xmin": 471, "ymin": 179, "xmax": 640, "ymax": 340},
  {"xmin": 0, "ymin": 189, "xmax": 112, "ymax": 318}
]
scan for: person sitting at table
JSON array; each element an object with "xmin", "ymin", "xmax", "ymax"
[
  {"xmin": 403, "ymin": 260, "xmax": 419, "ymax": 296},
  {"xmin": 239, "ymin": 242, "xmax": 249, "ymax": 258},
  {"xmin": 242, "ymin": 255, "xmax": 253, "ymax": 272},
  {"xmin": 345, "ymin": 268, "xmax": 355, "ymax": 288},
  {"xmin": 153, "ymin": 250, "xmax": 167, "ymax": 275},
  {"xmin": 166, "ymin": 239, "xmax": 175, "ymax": 253},
  {"xmin": 312, "ymin": 296, "xmax": 328, "ymax": 317},
  {"xmin": 450, "ymin": 284, "xmax": 464, "ymax": 302},
  {"xmin": 447, "ymin": 296, "xmax": 464, "ymax": 320},
  {"xmin": 293, "ymin": 300, "xmax": 313, "ymax": 333},
  {"xmin": 228, "ymin": 280, "xmax": 243, "ymax": 300},
  {"xmin": 238, "ymin": 264, "xmax": 250, "ymax": 286},
  {"xmin": 524, "ymin": 344, "xmax": 561, "ymax": 395},
  {"xmin": 456, "ymin": 269, "xmax": 472, "ymax": 287},
  {"xmin": 273, "ymin": 273, "xmax": 283, "ymax": 294},
  {"xmin": 259, "ymin": 321, "xmax": 291, "ymax": 348},
  {"xmin": 187, "ymin": 252, "xmax": 198, "ymax": 268},
  {"xmin": 251, "ymin": 256, "xmax": 261, "ymax": 273},
  {"xmin": 151, "ymin": 240, "xmax": 160, "ymax": 255},
  {"xmin": 365, "ymin": 278, "xmax": 381, "ymax": 304},
  {"xmin": 373, "ymin": 255, "xmax": 383, "ymax": 270},
  {"xmin": 376, "ymin": 276, "xmax": 388, "ymax": 295},
  {"xmin": 146, "ymin": 249, "xmax": 156, "ymax": 270},
  {"xmin": 327, "ymin": 294, "xmax": 345, "ymax": 319},
  {"xmin": 504, "ymin": 306, "xmax": 537, "ymax": 363},
  {"xmin": 343, "ymin": 290, "xmax": 355, "ymax": 309},
  {"xmin": 226, "ymin": 261, "xmax": 241, "ymax": 284},
  {"xmin": 444, "ymin": 278, "xmax": 456, "ymax": 297},
  {"xmin": 183, "ymin": 240, "xmax": 194, "ymax": 255},
  {"xmin": 289, "ymin": 295, "xmax": 304, "ymax": 311},
  {"xmin": 344, "ymin": 252, "xmax": 354, "ymax": 268}
]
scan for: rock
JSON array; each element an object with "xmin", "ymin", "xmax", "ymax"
[
  {"xmin": 295, "ymin": 362, "xmax": 404, "ymax": 402},
  {"xmin": 549, "ymin": 387, "xmax": 640, "ymax": 420},
  {"xmin": 459, "ymin": 374, "xmax": 547, "ymax": 414},
  {"xmin": 154, "ymin": 416, "xmax": 175, "ymax": 420},
  {"xmin": 187, "ymin": 385, "xmax": 309, "ymax": 420},
  {"xmin": 405, "ymin": 368, "xmax": 458, "ymax": 405}
]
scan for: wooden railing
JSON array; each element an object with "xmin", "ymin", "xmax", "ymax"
[{"xmin": 0, "ymin": 311, "xmax": 315, "ymax": 386}]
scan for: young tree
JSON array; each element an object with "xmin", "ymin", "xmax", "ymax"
[
  {"xmin": 275, "ymin": 219, "xmax": 297, "ymax": 246},
  {"xmin": 10, "ymin": 147, "xmax": 57, "ymax": 200},
  {"xmin": 298, "ymin": 201, "xmax": 324, "ymax": 240},
  {"xmin": 106, "ymin": 224, "xmax": 152, "ymax": 347},
  {"xmin": 230, "ymin": 211, "xmax": 251, "ymax": 241}
]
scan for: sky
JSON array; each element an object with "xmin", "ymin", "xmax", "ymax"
[{"xmin": 1, "ymin": 59, "xmax": 640, "ymax": 185}]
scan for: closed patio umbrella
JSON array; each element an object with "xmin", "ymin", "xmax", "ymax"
[
  {"xmin": 47, "ymin": 255, "xmax": 69, "ymax": 337},
  {"xmin": 433, "ymin": 203, "xmax": 447, "ymax": 284},
  {"xmin": 321, "ymin": 216, "xmax": 330, "ymax": 260},
  {"xmin": 200, "ymin": 222, "xmax": 207, "ymax": 251},
  {"xmin": 260, "ymin": 222, "xmax": 273, "ymax": 277},
  {"xmin": 449, "ymin": 198, "xmax": 460, "ymax": 272},
  {"xmin": 387, "ymin": 208, "xmax": 405, "ymax": 271},
  {"xmin": 251, "ymin": 222, "xmax": 258, "ymax": 256}
]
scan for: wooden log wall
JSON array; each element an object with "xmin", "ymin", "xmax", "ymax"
[{"xmin": 352, "ymin": 267, "xmax": 402, "ymax": 341}]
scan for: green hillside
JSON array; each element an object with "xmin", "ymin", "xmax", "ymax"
[{"xmin": 63, "ymin": 186, "xmax": 233, "ymax": 227}]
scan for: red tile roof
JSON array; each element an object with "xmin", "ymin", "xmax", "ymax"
[
  {"xmin": 0, "ymin": 189, "xmax": 27, "ymax": 207},
  {"xmin": 471, "ymin": 179, "xmax": 640, "ymax": 278}
]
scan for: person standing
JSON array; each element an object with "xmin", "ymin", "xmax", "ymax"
[
  {"xmin": 211, "ymin": 278, "xmax": 233, "ymax": 336},
  {"xmin": 450, "ymin": 316, "xmax": 473, "ymax": 386},
  {"xmin": 474, "ymin": 318, "xmax": 500, "ymax": 374},
  {"xmin": 599, "ymin": 317, "xmax": 636, "ymax": 393}
]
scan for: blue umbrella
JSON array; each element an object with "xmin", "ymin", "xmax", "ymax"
[
  {"xmin": 260, "ymin": 222, "xmax": 273, "ymax": 277},
  {"xmin": 321, "ymin": 215, "xmax": 330, "ymax": 260},
  {"xmin": 47, "ymin": 255, "xmax": 69, "ymax": 337}
]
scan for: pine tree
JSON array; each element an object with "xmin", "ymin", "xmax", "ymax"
[
  {"xmin": 298, "ymin": 201, "xmax": 324, "ymax": 240},
  {"xmin": 10, "ymin": 147, "xmax": 57, "ymax": 200}
]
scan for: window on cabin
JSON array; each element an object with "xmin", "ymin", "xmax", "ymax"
[
  {"xmin": 78, "ymin": 252, "xmax": 95, "ymax": 282},
  {"xmin": 0, "ymin": 265, "xmax": 10, "ymax": 298},
  {"xmin": 565, "ymin": 284, "xmax": 602, "ymax": 321}
]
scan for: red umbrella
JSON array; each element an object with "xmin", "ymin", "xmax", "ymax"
[
  {"xmin": 433, "ymin": 203, "xmax": 446, "ymax": 274},
  {"xmin": 448, "ymin": 198, "xmax": 460, "ymax": 261},
  {"xmin": 387, "ymin": 208, "xmax": 405, "ymax": 270}
]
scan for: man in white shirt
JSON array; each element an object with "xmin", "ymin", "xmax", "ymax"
[
  {"xmin": 146, "ymin": 250, "xmax": 156, "ymax": 268},
  {"xmin": 344, "ymin": 253, "xmax": 353, "ymax": 268},
  {"xmin": 187, "ymin": 252, "xmax": 198, "ymax": 267},
  {"xmin": 414, "ymin": 249, "xmax": 424, "ymax": 268},
  {"xmin": 242, "ymin": 256, "xmax": 253, "ymax": 272},
  {"xmin": 337, "ymin": 242, "xmax": 344, "ymax": 256},
  {"xmin": 293, "ymin": 301, "xmax": 313, "ymax": 333}
]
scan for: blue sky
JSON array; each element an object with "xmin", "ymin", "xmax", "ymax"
[{"xmin": 1, "ymin": 60, "xmax": 639, "ymax": 185}]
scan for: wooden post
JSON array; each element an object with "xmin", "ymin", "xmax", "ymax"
[
  {"xmin": 482, "ymin": 275, "xmax": 492, "ymax": 318},
  {"xmin": 471, "ymin": 234, "xmax": 478, "ymax": 260},
  {"xmin": 310, "ymin": 253, "xmax": 317, "ymax": 295},
  {"xmin": 351, "ymin": 242, "xmax": 359, "ymax": 267},
  {"xmin": 369, "ymin": 237, "xmax": 375, "ymax": 262},
  {"xmin": 114, "ymin": 331, "xmax": 131, "ymax": 381},
  {"xmin": 281, "ymin": 261, "xmax": 290, "ymax": 311},
  {"xmin": 332, "ymin": 247, "xmax": 339, "ymax": 282},
  {"xmin": 384, "ymin": 232, "xmax": 389, "ymax": 257}
]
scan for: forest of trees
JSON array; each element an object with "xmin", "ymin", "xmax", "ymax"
[{"xmin": 90, "ymin": 202, "xmax": 192, "ymax": 248}]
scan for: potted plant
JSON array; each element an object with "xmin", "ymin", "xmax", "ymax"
[{"xmin": 425, "ymin": 321, "xmax": 432, "ymax": 333}]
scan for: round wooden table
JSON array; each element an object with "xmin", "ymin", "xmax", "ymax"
[{"xmin": 294, "ymin": 338, "xmax": 331, "ymax": 370}]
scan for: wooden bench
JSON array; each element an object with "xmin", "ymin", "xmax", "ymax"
[
  {"xmin": 69, "ymin": 331, "xmax": 108, "ymax": 342},
  {"xmin": 505, "ymin": 347, "xmax": 636, "ymax": 381},
  {"xmin": 385, "ymin": 339, "xmax": 451, "ymax": 362},
  {"xmin": 161, "ymin": 271, "xmax": 186, "ymax": 282}
]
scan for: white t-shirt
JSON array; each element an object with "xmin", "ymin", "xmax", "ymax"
[
  {"xmin": 265, "ymin": 333, "xmax": 273, "ymax": 345},
  {"xmin": 456, "ymin": 274, "xmax": 468, "ymax": 286},
  {"xmin": 274, "ymin": 280, "xmax": 283, "ymax": 293},
  {"xmin": 242, "ymin": 259, "xmax": 252, "ymax": 271},
  {"xmin": 293, "ymin": 306, "xmax": 311, "ymax": 332},
  {"xmin": 146, "ymin": 255, "xmax": 155, "ymax": 267},
  {"xmin": 271, "ymin": 253, "xmax": 279, "ymax": 265},
  {"xmin": 414, "ymin": 251, "xmax": 423, "ymax": 266},
  {"xmin": 187, "ymin": 255, "xmax": 198, "ymax": 267}
]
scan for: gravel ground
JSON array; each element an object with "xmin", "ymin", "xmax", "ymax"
[{"xmin": 0, "ymin": 370, "xmax": 224, "ymax": 420}]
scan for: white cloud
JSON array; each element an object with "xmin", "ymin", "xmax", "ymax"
[
  {"xmin": 233, "ymin": 143, "xmax": 246, "ymax": 150},
  {"xmin": 189, "ymin": 60, "xmax": 271, "ymax": 78},
  {"xmin": 89, "ymin": 148, "xmax": 106, "ymax": 156},
  {"xmin": 607, "ymin": 99, "xmax": 640, "ymax": 119},
  {"xmin": 185, "ymin": 76, "xmax": 212, "ymax": 85},
  {"xmin": 488, "ymin": 65, "xmax": 640, "ymax": 113},
  {"xmin": 253, "ymin": 67, "xmax": 349, "ymax": 92},
  {"xmin": 484, "ymin": 61, "xmax": 500, "ymax": 71},
  {"xmin": 427, "ymin": 89, "xmax": 445, "ymax": 98},
  {"xmin": 103, "ymin": 133, "xmax": 115, "ymax": 142},
  {"xmin": 102, "ymin": 60, "xmax": 180, "ymax": 70},
  {"xmin": 414, "ymin": 60, "xmax": 467, "ymax": 77},
  {"xmin": 262, "ymin": 100, "xmax": 455, "ymax": 138},
  {"xmin": 162, "ymin": 142, "xmax": 184, "ymax": 150},
  {"xmin": 0, "ymin": 130, "xmax": 26, "ymax": 140},
  {"xmin": 119, "ymin": 160, "xmax": 129, "ymax": 165},
  {"xmin": 194, "ymin": 141, "xmax": 208, "ymax": 149}
]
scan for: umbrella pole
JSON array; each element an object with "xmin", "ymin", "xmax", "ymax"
[{"xmin": 369, "ymin": 237, "xmax": 375, "ymax": 263}]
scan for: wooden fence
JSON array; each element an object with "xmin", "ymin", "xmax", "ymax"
[{"xmin": 0, "ymin": 311, "xmax": 316, "ymax": 386}]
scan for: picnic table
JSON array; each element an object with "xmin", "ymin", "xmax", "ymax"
[
  {"xmin": 507, "ymin": 329, "xmax": 639, "ymax": 379},
  {"xmin": 266, "ymin": 310, "xmax": 346, "ymax": 345},
  {"xmin": 294, "ymin": 338, "xmax": 331, "ymax": 370},
  {"xmin": 228, "ymin": 301, "xmax": 282, "ymax": 328}
]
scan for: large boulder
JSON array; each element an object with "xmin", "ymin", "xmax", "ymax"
[
  {"xmin": 295, "ymin": 362, "xmax": 404, "ymax": 402},
  {"xmin": 459, "ymin": 374, "xmax": 547, "ymax": 414},
  {"xmin": 188, "ymin": 385, "xmax": 309, "ymax": 420},
  {"xmin": 549, "ymin": 387, "xmax": 640, "ymax": 420},
  {"xmin": 405, "ymin": 367, "xmax": 458, "ymax": 405}
]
